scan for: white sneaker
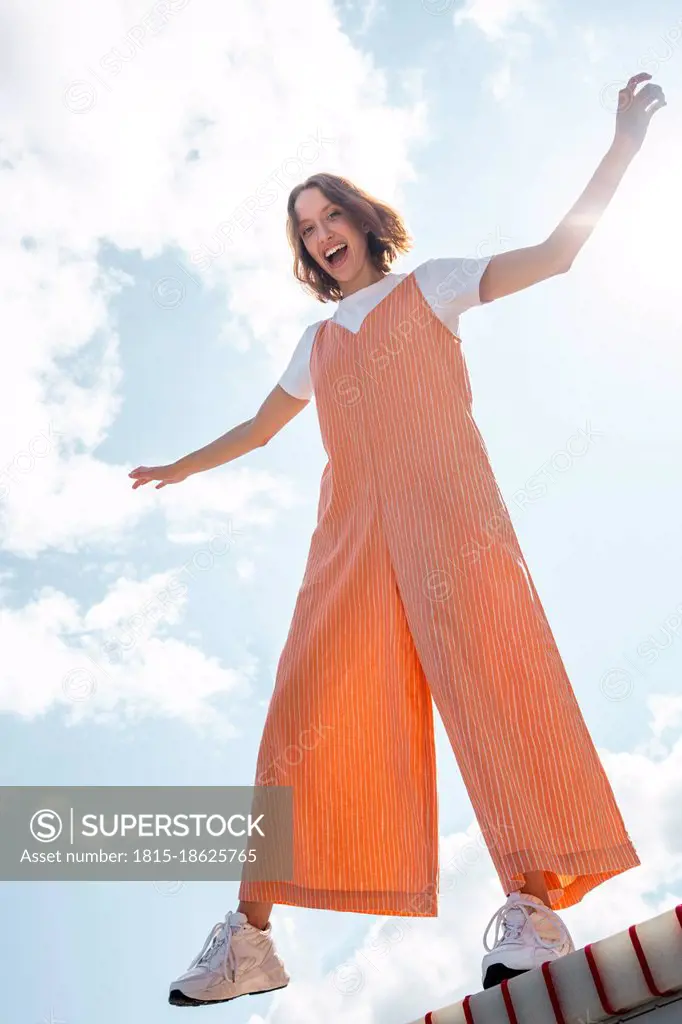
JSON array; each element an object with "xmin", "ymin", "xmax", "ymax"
[
  {"xmin": 481, "ymin": 891, "xmax": 575, "ymax": 989},
  {"xmin": 168, "ymin": 910, "xmax": 289, "ymax": 1006}
]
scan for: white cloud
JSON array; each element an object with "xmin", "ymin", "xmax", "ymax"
[
  {"xmin": 236, "ymin": 558, "xmax": 256, "ymax": 581},
  {"xmin": 454, "ymin": 0, "xmax": 548, "ymax": 40},
  {"xmin": 0, "ymin": 444, "xmax": 296, "ymax": 558},
  {"xmin": 644, "ymin": 693, "xmax": 682, "ymax": 740},
  {"xmin": 488, "ymin": 63, "xmax": 512, "ymax": 101},
  {"xmin": 453, "ymin": 0, "xmax": 550, "ymax": 101},
  {"xmin": 0, "ymin": 566, "xmax": 255, "ymax": 731},
  {"xmin": 358, "ymin": 0, "xmax": 385, "ymax": 34},
  {"xmin": 580, "ymin": 25, "xmax": 604, "ymax": 65},
  {"xmin": 336, "ymin": 0, "xmax": 385, "ymax": 36}
]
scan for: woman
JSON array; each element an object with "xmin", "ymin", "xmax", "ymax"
[{"xmin": 130, "ymin": 72, "xmax": 665, "ymax": 1009}]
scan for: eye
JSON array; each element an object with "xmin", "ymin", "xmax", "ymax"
[
  {"xmin": 301, "ymin": 225, "xmax": 313, "ymax": 237},
  {"xmin": 328, "ymin": 210, "xmax": 340, "ymax": 219}
]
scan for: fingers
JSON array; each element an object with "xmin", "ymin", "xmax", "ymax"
[
  {"xmin": 130, "ymin": 467, "xmax": 155, "ymax": 489},
  {"xmin": 636, "ymin": 81, "xmax": 666, "ymax": 120},
  {"xmin": 626, "ymin": 72, "xmax": 652, "ymax": 91},
  {"xmin": 637, "ymin": 81, "xmax": 665, "ymax": 103},
  {"xmin": 618, "ymin": 76, "xmax": 666, "ymax": 116},
  {"xmin": 129, "ymin": 466, "xmax": 175, "ymax": 491},
  {"xmin": 619, "ymin": 72, "xmax": 650, "ymax": 108},
  {"xmin": 129, "ymin": 466, "xmax": 157, "ymax": 489},
  {"xmin": 646, "ymin": 95, "xmax": 667, "ymax": 120}
]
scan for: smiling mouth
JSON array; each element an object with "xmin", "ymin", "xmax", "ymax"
[{"xmin": 324, "ymin": 243, "xmax": 348, "ymax": 269}]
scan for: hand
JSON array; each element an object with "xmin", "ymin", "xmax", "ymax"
[
  {"xmin": 614, "ymin": 72, "xmax": 666, "ymax": 154},
  {"xmin": 128, "ymin": 462, "xmax": 190, "ymax": 490}
]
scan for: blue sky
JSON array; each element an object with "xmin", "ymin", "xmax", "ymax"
[{"xmin": 2, "ymin": 0, "xmax": 682, "ymax": 1021}]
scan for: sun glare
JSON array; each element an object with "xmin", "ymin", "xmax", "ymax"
[{"xmin": 598, "ymin": 137, "xmax": 680, "ymax": 303}]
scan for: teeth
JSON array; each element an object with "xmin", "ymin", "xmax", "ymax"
[{"xmin": 325, "ymin": 243, "xmax": 346, "ymax": 259}]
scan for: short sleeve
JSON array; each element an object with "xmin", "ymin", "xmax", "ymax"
[
  {"xmin": 415, "ymin": 256, "xmax": 492, "ymax": 336},
  {"xmin": 277, "ymin": 322, "xmax": 323, "ymax": 401}
]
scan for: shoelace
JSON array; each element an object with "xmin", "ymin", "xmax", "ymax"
[
  {"xmin": 483, "ymin": 894, "xmax": 573, "ymax": 953},
  {"xmin": 188, "ymin": 911, "xmax": 243, "ymax": 982}
]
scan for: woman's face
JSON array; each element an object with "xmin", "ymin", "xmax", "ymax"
[{"xmin": 295, "ymin": 187, "xmax": 370, "ymax": 286}]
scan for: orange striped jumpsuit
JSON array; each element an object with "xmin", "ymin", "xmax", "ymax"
[{"xmin": 239, "ymin": 269, "xmax": 640, "ymax": 916}]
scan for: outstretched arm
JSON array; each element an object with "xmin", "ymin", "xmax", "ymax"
[
  {"xmin": 479, "ymin": 72, "xmax": 666, "ymax": 304},
  {"xmin": 129, "ymin": 385, "xmax": 308, "ymax": 490}
]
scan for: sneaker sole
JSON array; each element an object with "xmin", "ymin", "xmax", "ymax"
[
  {"xmin": 168, "ymin": 983, "xmax": 288, "ymax": 1007},
  {"xmin": 482, "ymin": 963, "xmax": 530, "ymax": 990}
]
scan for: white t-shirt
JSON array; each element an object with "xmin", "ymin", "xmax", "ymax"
[{"xmin": 278, "ymin": 256, "xmax": 492, "ymax": 400}]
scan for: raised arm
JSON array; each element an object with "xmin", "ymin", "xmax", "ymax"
[
  {"xmin": 129, "ymin": 385, "xmax": 309, "ymax": 490},
  {"xmin": 479, "ymin": 73, "xmax": 666, "ymax": 304}
]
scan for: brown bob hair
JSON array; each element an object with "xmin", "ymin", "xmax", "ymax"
[{"xmin": 286, "ymin": 173, "xmax": 413, "ymax": 303}]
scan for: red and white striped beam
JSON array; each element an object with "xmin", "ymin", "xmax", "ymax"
[{"xmin": 407, "ymin": 902, "xmax": 682, "ymax": 1024}]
